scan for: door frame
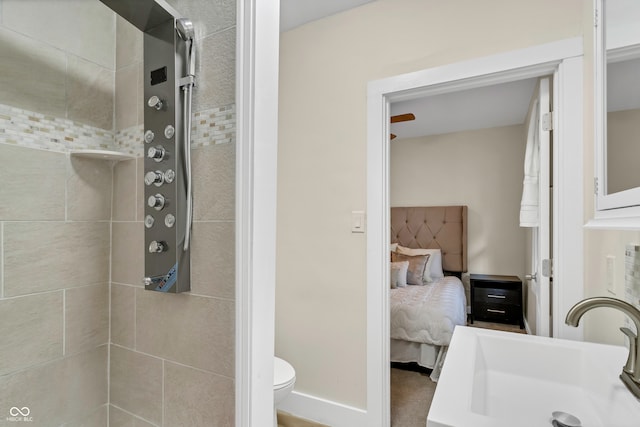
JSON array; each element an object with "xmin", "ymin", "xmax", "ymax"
[
  {"xmin": 366, "ymin": 38, "xmax": 584, "ymax": 426},
  {"xmin": 535, "ymin": 76, "xmax": 552, "ymax": 337},
  {"xmin": 236, "ymin": 0, "xmax": 280, "ymax": 425}
]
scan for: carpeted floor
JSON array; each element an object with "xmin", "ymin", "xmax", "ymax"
[{"xmin": 390, "ymin": 366, "xmax": 437, "ymax": 427}]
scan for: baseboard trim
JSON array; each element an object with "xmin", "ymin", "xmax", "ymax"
[{"xmin": 278, "ymin": 390, "xmax": 367, "ymax": 427}]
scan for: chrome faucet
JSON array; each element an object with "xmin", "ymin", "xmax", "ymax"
[{"xmin": 565, "ymin": 297, "xmax": 640, "ymax": 399}]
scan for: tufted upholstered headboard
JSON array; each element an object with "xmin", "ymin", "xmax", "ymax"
[{"xmin": 391, "ymin": 206, "xmax": 468, "ymax": 273}]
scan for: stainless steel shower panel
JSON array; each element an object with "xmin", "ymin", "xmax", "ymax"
[
  {"xmin": 99, "ymin": 0, "xmax": 192, "ymax": 293},
  {"xmin": 142, "ymin": 19, "xmax": 190, "ymax": 293},
  {"xmin": 99, "ymin": 0, "xmax": 181, "ymax": 32}
]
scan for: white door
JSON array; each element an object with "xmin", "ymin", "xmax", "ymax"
[{"xmin": 529, "ymin": 77, "xmax": 552, "ymax": 337}]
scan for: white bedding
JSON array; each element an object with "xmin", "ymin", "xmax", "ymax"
[{"xmin": 390, "ymin": 276, "xmax": 466, "ymax": 346}]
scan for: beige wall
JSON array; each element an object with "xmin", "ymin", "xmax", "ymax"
[
  {"xmin": 390, "ymin": 125, "xmax": 527, "ymax": 306},
  {"xmin": 277, "ymin": 0, "xmax": 584, "ymax": 408}
]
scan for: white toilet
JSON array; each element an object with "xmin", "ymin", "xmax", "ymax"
[{"xmin": 273, "ymin": 357, "xmax": 296, "ymax": 426}]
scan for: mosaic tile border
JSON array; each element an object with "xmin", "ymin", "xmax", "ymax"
[
  {"xmin": 0, "ymin": 103, "xmax": 236, "ymax": 156},
  {"xmin": 115, "ymin": 124, "xmax": 144, "ymax": 157},
  {"xmin": 192, "ymin": 104, "xmax": 236, "ymax": 148},
  {"xmin": 0, "ymin": 103, "xmax": 115, "ymax": 152}
]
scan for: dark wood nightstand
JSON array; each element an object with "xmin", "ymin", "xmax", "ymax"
[{"xmin": 470, "ymin": 274, "xmax": 523, "ymax": 328}]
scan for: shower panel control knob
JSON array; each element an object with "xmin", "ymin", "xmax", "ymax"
[
  {"xmin": 147, "ymin": 96, "xmax": 163, "ymax": 110},
  {"xmin": 148, "ymin": 240, "xmax": 166, "ymax": 253},
  {"xmin": 144, "ymin": 171, "xmax": 164, "ymax": 186},
  {"xmin": 147, "ymin": 146, "xmax": 165, "ymax": 162},
  {"xmin": 148, "ymin": 194, "xmax": 165, "ymax": 210}
]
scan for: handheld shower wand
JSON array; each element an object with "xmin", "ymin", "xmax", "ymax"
[
  {"xmin": 176, "ymin": 19, "xmax": 195, "ymax": 76},
  {"xmin": 176, "ymin": 18, "xmax": 195, "ymax": 251}
]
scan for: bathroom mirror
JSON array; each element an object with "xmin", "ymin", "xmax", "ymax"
[{"xmin": 594, "ymin": 0, "xmax": 640, "ymax": 219}]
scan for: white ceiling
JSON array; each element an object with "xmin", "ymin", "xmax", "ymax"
[
  {"xmin": 279, "ymin": 1, "xmax": 540, "ymax": 140},
  {"xmin": 390, "ymin": 78, "xmax": 539, "ymax": 140},
  {"xmin": 280, "ymin": 0, "xmax": 376, "ymax": 32}
]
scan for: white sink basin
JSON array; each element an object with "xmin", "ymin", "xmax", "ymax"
[{"xmin": 427, "ymin": 326, "xmax": 640, "ymax": 427}]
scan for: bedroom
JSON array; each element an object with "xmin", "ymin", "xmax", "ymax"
[{"xmin": 389, "ymin": 78, "xmax": 537, "ymax": 322}]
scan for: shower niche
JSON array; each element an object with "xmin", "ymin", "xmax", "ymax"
[{"xmin": 100, "ymin": 0, "xmax": 195, "ymax": 293}]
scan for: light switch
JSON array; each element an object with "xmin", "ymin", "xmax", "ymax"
[{"xmin": 352, "ymin": 211, "xmax": 365, "ymax": 233}]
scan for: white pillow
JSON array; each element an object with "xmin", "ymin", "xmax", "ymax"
[
  {"xmin": 396, "ymin": 246, "xmax": 445, "ymax": 282},
  {"xmin": 390, "ymin": 261, "xmax": 409, "ymax": 288}
]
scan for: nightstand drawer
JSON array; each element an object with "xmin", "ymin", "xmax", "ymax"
[
  {"xmin": 469, "ymin": 274, "xmax": 523, "ymax": 328},
  {"xmin": 474, "ymin": 287, "xmax": 520, "ymax": 305},
  {"xmin": 475, "ymin": 302, "xmax": 521, "ymax": 323}
]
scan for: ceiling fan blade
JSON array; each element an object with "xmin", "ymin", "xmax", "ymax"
[
  {"xmin": 390, "ymin": 134, "xmax": 397, "ymax": 140},
  {"xmin": 390, "ymin": 113, "xmax": 415, "ymax": 123}
]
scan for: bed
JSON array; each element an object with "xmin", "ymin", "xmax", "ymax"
[{"xmin": 389, "ymin": 206, "xmax": 468, "ymax": 381}]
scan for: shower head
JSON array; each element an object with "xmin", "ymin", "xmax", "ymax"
[
  {"xmin": 175, "ymin": 18, "xmax": 196, "ymax": 78},
  {"xmin": 176, "ymin": 18, "xmax": 194, "ymax": 41}
]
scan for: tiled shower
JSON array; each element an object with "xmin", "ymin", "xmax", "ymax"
[{"xmin": 0, "ymin": 0, "xmax": 236, "ymax": 425}]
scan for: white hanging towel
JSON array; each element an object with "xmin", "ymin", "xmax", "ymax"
[{"xmin": 520, "ymin": 99, "xmax": 540, "ymax": 227}]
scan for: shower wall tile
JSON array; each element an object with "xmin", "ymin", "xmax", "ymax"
[
  {"xmin": 66, "ymin": 55, "xmax": 115, "ymax": 131},
  {"xmin": 116, "ymin": 16, "xmax": 143, "ymax": 71},
  {"xmin": 0, "ymin": 291, "xmax": 63, "ymax": 375},
  {"xmin": 115, "ymin": 124, "xmax": 144, "ymax": 157},
  {"xmin": 137, "ymin": 65, "xmax": 144, "ymax": 126},
  {"xmin": 2, "ymin": 0, "xmax": 115, "ymax": 69},
  {"xmin": 110, "ymin": 345, "xmax": 163, "ymax": 426},
  {"xmin": 116, "ymin": 64, "xmax": 140, "ymax": 131},
  {"xmin": 166, "ymin": 0, "xmax": 236, "ymax": 39},
  {"xmin": 67, "ymin": 156, "xmax": 113, "ymax": 221},
  {"xmin": 111, "ymin": 222, "xmax": 144, "ymax": 286},
  {"xmin": 193, "ymin": 28, "xmax": 236, "ymax": 112},
  {"xmin": 110, "ymin": 284, "xmax": 136, "ymax": 349},
  {"xmin": 164, "ymin": 362, "xmax": 234, "ymax": 427},
  {"xmin": 3, "ymin": 222, "xmax": 110, "ymax": 296},
  {"xmin": 65, "ymin": 283, "xmax": 109, "ymax": 355},
  {"xmin": 0, "ymin": 28, "xmax": 67, "ymax": 117},
  {"xmin": 136, "ymin": 290, "xmax": 234, "ymax": 378},
  {"xmin": 191, "ymin": 221, "xmax": 235, "ymax": 299},
  {"xmin": 113, "ymin": 159, "xmax": 138, "ymax": 221},
  {"xmin": 0, "ymin": 143, "xmax": 66, "ymax": 221},
  {"xmin": 109, "ymin": 405, "xmax": 157, "ymax": 427},
  {"xmin": 64, "ymin": 404, "xmax": 108, "ymax": 427},
  {"xmin": 0, "ymin": 345, "xmax": 108, "ymax": 427},
  {"xmin": 191, "ymin": 104, "xmax": 236, "ymax": 147},
  {"xmin": 192, "ymin": 142, "xmax": 235, "ymax": 221}
]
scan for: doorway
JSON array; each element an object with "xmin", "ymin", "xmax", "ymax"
[
  {"xmin": 366, "ymin": 38, "xmax": 585, "ymax": 426},
  {"xmin": 388, "ymin": 75, "xmax": 550, "ymax": 425}
]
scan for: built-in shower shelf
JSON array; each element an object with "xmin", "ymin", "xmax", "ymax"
[{"xmin": 70, "ymin": 149, "xmax": 136, "ymax": 162}]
